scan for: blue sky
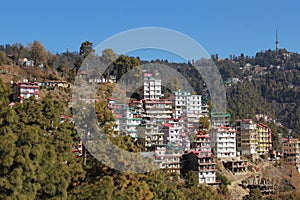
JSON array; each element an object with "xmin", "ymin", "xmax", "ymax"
[{"xmin": 1, "ymin": 0, "xmax": 300, "ymax": 60}]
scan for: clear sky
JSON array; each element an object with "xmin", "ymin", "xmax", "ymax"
[{"xmin": 1, "ymin": 0, "xmax": 300, "ymax": 60}]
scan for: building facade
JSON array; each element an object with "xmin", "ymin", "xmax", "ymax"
[
  {"xmin": 143, "ymin": 72, "xmax": 162, "ymax": 100},
  {"xmin": 181, "ymin": 131, "xmax": 217, "ymax": 184},
  {"xmin": 256, "ymin": 123, "xmax": 272, "ymax": 155},
  {"xmin": 281, "ymin": 137, "xmax": 300, "ymax": 172},
  {"xmin": 13, "ymin": 81, "xmax": 39, "ymax": 103},
  {"xmin": 210, "ymin": 126, "xmax": 237, "ymax": 158},
  {"xmin": 236, "ymin": 119, "xmax": 258, "ymax": 155}
]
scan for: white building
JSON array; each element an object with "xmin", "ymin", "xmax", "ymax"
[
  {"xmin": 143, "ymin": 99, "xmax": 173, "ymax": 123},
  {"xmin": 143, "ymin": 72, "xmax": 162, "ymax": 100},
  {"xmin": 107, "ymin": 98, "xmax": 122, "ymax": 134},
  {"xmin": 162, "ymin": 120, "xmax": 183, "ymax": 148},
  {"xmin": 174, "ymin": 91, "xmax": 208, "ymax": 150},
  {"xmin": 174, "ymin": 91, "xmax": 208, "ymax": 119},
  {"xmin": 13, "ymin": 81, "xmax": 39, "ymax": 103},
  {"xmin": 107, "ymin": 98, "xmax": 143, "ymax": 138},
  {"xmin": 154, "ymin": 145, "xmax": 181, "ymax": 173},
  {"xmin": 210, "ymin": 126, "xmax": 237, "ymax": 158},
  {"xmin": 144, "ymin": 123, "xmax": 165, "ymax": 152}
]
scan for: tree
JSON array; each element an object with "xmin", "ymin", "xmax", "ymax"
[
  {"xmin": 0, "ymin": 78, "xmax": 10, "ymax": 107},
  {"xmin": 101, "ymin": 48, "xmax": 117, "ymax": 64},
  {"xmin": 217, "ymin": 172, "xmax": 231, "ymax": 195},
  {"xmin": 243, "ymin": 188, "xmax": 263, "ymax": 200},
  {"xmin": 0, "ymin": 51, "xmax": 12, "ymax": 65},
  {"xmin": 30, "ymin": 41, "xmax": 48, "ymax": 66},
  {"xmin": 79, "ymin": 41, "xmax": 95, "ymax": 59},
  {"xmin": 0, "ymin": 96, "xmax": 85, "ymax": 199},
  {"xmin": 199, "ymin": 116, "xmax": 210, "ymax": 132}
]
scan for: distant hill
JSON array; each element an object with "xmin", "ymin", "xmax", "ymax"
[{"xmin": 1, "ymin": 42, "xmax": 300, "ymax": 134}]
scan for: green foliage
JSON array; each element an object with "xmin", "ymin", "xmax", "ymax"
[
  {"xmin": 30, "ymin": 41, "xmax": 48, "ymax": 66},
  {"xmin": 184, "ymin": 170, "xmax": 199, "ymax": 187},
  {"xmin": 243, "ymin": 188, "xmax": 263, "ymax": 200},
  {"xmin": 0, "ymin": 78, "xmax": 10, "ymax": 107},
  {"xmin": 199, "ymin": 116, "xmax": 210, "ymax": 132},
  {"xmin": 0, "ymin": 51, "xmax": 12, "ymax": 65},
  {"xmin": 111, "ymin": 55, "xmax": 141, "ymax": 81},
  {"xmin": 227, "ymin": 81, "xmax": 271, "ymax": 121},
  {"xmin": 79, "ymin": 41, "xmax": 95, "ymax": 59},
  {"xmin": 95, "ymin": 100, "xmax": 114, "ymax": 125},
  {"xmin": 101, "ymin": 48, "xmax": 117, "ymax": 64},
  {"xmin": 217, "ymin": 172, "xmax": 231, "ymax": 194},
  {"xmin": 0, "ymin": 91, "xmax": 85, "ymax": 199}
]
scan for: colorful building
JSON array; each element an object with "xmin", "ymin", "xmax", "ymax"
[
  {"xmin": 13, "ymin": 81, "xmax": 39, "ymax": 103},
  {"xmin": 256, "ymin": 123, "xmax": 272, "ymax": 155}
]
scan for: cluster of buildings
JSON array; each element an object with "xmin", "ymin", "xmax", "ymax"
[
  {"xmin": 11, "ymin": 79, "xmax": 71, "ymax": 103},
  {"xmin": 106, "ymin": 72, "xmax": 276, "ymax": 185},
  {"xmin": 11, "ymin": 70, "xmax": 300, "ymax": 184}
]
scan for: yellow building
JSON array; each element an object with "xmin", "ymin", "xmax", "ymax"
[{"xmin": 256, "ymin": 123, "xmax": 272, "ymax": 155}]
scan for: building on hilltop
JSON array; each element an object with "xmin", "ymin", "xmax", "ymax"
[{"xmin": 13, "ymin": 81, "xmax": 39, "ymax": 103}]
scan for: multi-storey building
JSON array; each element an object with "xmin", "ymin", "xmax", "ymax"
[
  {"xmin": 107, "ymin": 98, "xmax": 123, "ymax": 134},
  {"xmin": 174, "ymin": 91, "xmax": 189, "ymax": 118},
  {"xmin": 128, "ymin": 100, "xmax": 143, "ymax": 114},
  {"xmin": 174, "ymin": 91, "xmax": 208, "ymax": 151},
  {"xmin": 154, "ymin": 145, "xmax": 182, "ymax": 174},
  {"xmin": 143, "ymin": 99, "xmax": 173, "ymax": 124},
  {"xmin": 281, "ymin": 137, "xmax": 300, "ymax": 172},
  {"xmin": 256, "ymin": 123, "xmax": 272, "ymax": 155},
  {"xmin": 162, "ymin": 120, "xmax": 183, "ymax": 148},
  {"xmin": 144, "ymin": 123, "xmax": 165, "ymax": 152},
  {"xmin": 181, "ymin": 131, "xmax": 217, "ymax": 184},
  {"xmin": 71, "ymin": 137, "xmax": 83, "ymax": 157},
  {"xmin": 143, "ymin": 72, "xmax": 161, "ymax": 100},
  {"xmin": 119, "ymin": 107, "xmax": 142, "ymax": 139},
  {"xmin": 210, "ymin": 126, "xmax": 237, "ymax": 158},
  {"xmin": 174, "ymin": 91, "xmax": 208, "ymax": 119},
  {"xmin": 236, "ymin": 119, "xmax": 258, "ymax": 155},
  {"xmin": 236, "ymin": 119, "xmax": 273, "ymax": 156},
  {"xmin": 13, "ymin": 81, "xmax": 39, "ymax": 103},
  {"xmin": 210, "ymin": 112, "xmax": 231, "ymax": 128},
  {"xmin": 107, "ymin": 98, "xmax": 143, "ymax": 138}
]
